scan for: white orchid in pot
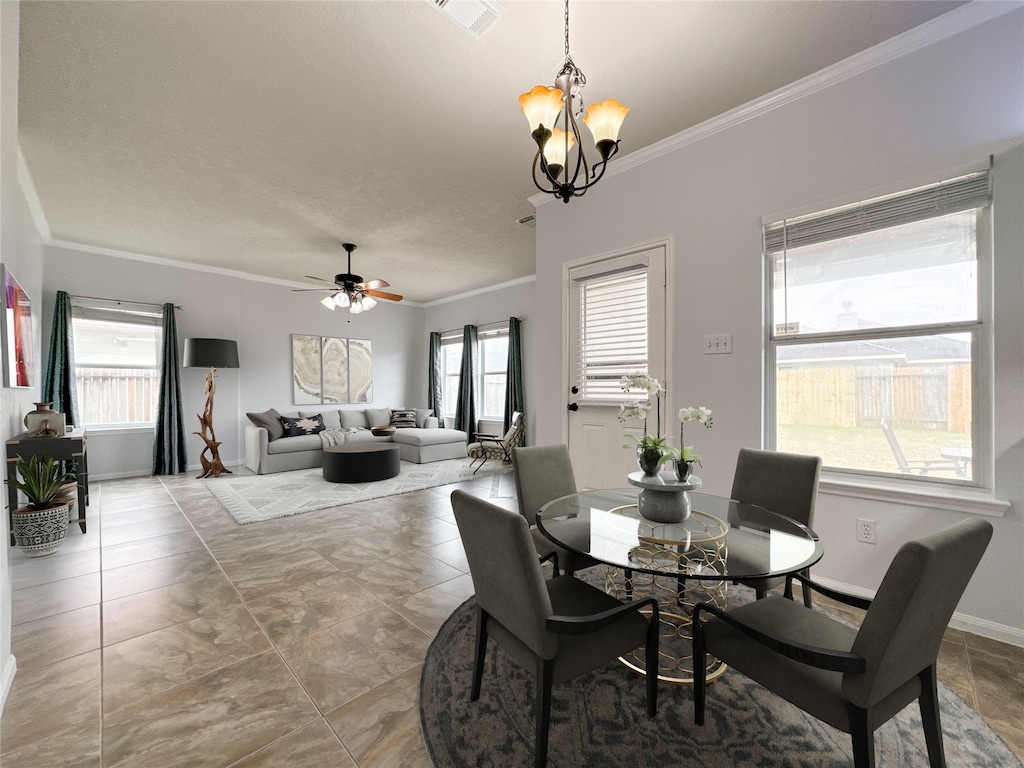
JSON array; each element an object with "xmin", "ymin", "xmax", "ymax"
[
  {"xmin": 659, "ymin": 406, "xmax": 714, "ymax": 482},
  {"xmin": 618, "ymin": 372, "xmax": 667, "ymax": 475}
]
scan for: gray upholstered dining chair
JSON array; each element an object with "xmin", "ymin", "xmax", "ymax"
[
  {"xmin": 512, "ymin": 444, "xmax": 600, "ymax": 577},
  {"xmin": 450, "ymin": 489, "xmax": 659, "ymax": 768},
  {"xmin": 693, "ymin": 517, "xmax": 993, "ymax": 768},
  {"xmin": 731, "ymin": 447, "xmax": 822, "ymax": 607}
]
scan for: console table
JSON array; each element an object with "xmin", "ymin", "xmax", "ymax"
[{"xmin": 6, "ymin": 428, "xmax": 89, "ymax": 545}]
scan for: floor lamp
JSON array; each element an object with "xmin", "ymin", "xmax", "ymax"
[{"xmin": 184, "ymin": 338, "xmax": 239, "ymax": 479}]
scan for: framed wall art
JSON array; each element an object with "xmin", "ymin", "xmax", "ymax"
[
  {"xmin": 2, "ymin": 265, "xmax": 33, "ymax": 388},
  {"xmin": 292, "ymin": 334, "xmax": 373, "ymax": 404},
  {"xmin": 292, "ymin": 334, "xmax": 322, "ymax": 405}
]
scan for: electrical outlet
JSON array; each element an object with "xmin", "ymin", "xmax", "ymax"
[
  {"xmin": 856, "ymin": 518, "xmax": 876, "ymax": 544},
  {"xmin": 704, "ymin": 334, "xmax": 732, "ymax": 354}
]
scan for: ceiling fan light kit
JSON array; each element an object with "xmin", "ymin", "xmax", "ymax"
[
  {"xmin": 296, "ymin": 243, "xmax": 403, "ymax": 314},
  {"xmin": 519, "ymin": 0, "xmax": 628, "ymax": 203}
]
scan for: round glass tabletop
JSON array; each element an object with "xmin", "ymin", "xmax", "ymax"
[{"xmin": 537, "ymin": 488, "xmax": 823, "ymax": 580}]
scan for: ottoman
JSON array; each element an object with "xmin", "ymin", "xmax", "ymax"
[
  {"xmin": 323, "ymin": 443, "xmax": 401, "ymax": 483},
  {"xmin": 391, "ymin": 428, "xmax": 468, "ymax": 464}
]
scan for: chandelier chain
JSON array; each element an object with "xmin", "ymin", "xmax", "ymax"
[{"xmin": 564, "ymin": 0, "xmax": 570, "ymax": 59}]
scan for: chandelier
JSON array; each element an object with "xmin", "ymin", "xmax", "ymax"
[{"xmin": 519, "ymin": 0, "xmax": 629, "ymax": 204}]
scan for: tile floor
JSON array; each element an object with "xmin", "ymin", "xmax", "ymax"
[{"xmin": 2, "ymin": 470, "xmax": 1022, "ymax": 767}]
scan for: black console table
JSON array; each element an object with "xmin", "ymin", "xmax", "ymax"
[{"xmin": 6, "ymin": 428, "xmax": 89, "ymax": 545}]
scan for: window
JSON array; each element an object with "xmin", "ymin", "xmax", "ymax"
[
  {"xmin": 572, "ymin": 263, "xmax": 649, "ymax": 403},
  {"xmin": 440, "ymin": 335, "xmax": 463, "ymax": 419},
  {"xmin": 765, "ymin": 171, "xmax": 990, "ymax": 483},
  {"xmin": 71, "ymin": 298, "xmax": 163, "ymax": 426},
  {"xmin": 479, "ymin": 329, "xmax": 509, "ymax": 420}
]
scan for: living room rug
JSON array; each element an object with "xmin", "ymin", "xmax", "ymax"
[
  {"xmin": 420, "ymin": 594, "xmax": 1021, "ymax": 768},
  {"xmin": 207, "ymin": 459, "xmax": 503, "ymax": 524}
]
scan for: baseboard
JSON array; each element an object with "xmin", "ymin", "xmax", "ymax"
[
  {"xmin": 91, "ymin": 460, "xmax": 243, "ymax": 482},
  {"xmin": 1, "ymin": 653, "xmax": 16, "ymax": 715},
  {"xmin": 812, "ymin": 575, "xmax": 1023, "ymax": 648}
]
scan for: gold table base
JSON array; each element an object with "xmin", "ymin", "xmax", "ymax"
[{"xmin": 604, "ymin": 505, "xmax": 729, "ymax": 686}]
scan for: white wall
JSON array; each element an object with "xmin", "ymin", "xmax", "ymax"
[
  {"xmin": 0, "ymin": 0, "xmax": 44, "ymax": 713},
  {"xmin": 423, "ymin": 277, "xmax": 535, "ymax": 436},
  {"xmin": 41, "ymin": 246, "xmax": 429, "ymax": 478},
  {"xmin": 533, "ymin": 8, "xmax": 1024, "ymax": 643}
]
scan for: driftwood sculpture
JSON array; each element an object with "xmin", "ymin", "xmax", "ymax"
[{"xmin": 194, "ymin": 368, "xmax": 231, "ymax": 478}]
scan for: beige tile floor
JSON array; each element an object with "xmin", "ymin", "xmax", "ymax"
[{"xmin": 2, "ymin": 470, "xmax": 1022, "ymax": 766}]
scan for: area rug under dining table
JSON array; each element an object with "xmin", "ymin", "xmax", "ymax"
[
  {"xmin": 206, "ymin": 459, "xmax": 503, "ymax": 524},
  {"xmin": 420, "ymin": 591, "xmax": 1020, "ymax": 768}
]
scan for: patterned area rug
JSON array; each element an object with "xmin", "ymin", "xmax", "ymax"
[
  {"xmin": 420, "ymin": 591, "xmax": 1021, "ymax": 768},
  {"xmin": 207, "ymin": 459, "xmax": 502, "ymax": 524}
]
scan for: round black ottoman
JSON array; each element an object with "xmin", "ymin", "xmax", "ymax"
[{"xmin": 322, "ymin": 443, "xmax": 401, "ymax": 483}]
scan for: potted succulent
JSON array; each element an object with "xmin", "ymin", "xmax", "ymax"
[{"xmin": 4, "ymin": 453, "xmax": 76, "ymax": 557}]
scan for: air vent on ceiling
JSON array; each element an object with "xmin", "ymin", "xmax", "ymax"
[
  {"xmin": 516, "ymin": 213, "xmax": 536, "ymax": 228},
  {"xmin": 425, "ymin": 0, "xmax": 507, "ymax": 39}
]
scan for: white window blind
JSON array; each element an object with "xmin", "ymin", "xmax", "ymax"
[
  {"xmin": 764, "ymin": 170, "xmax": 990, "ymax": 253},
  {"xmin": 572, "ymin": 265, "xmax": 648, "ymax": 403}
]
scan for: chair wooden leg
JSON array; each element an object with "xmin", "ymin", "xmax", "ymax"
[
  {"xmin": 471, "ymin": 608, "xmax": 488, "ymax": 701},
  {"xmin": 693, "ymin": 611, "xmax": 707, "ymax": 726},
  {"xmin": 849, "ymin": 705, "xmax": 876, "ymax": 768},
  {"xmin": 919, "ymin": 665, "xmax": 947, "ymax": 768},
  {"xmin": 754, "ymin": 587, "xmax": 767, "ymax": 600},
  {"xmin": 536, "ymin": 659, "xmax": 554, "ymax": 768}
]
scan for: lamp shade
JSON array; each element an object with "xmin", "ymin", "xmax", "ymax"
[
  {"xmin": 519, "ymin": 85, "xmax": 564, "ymax": 136},
  {"xmin": 583, "ymin": 98, "xmax": 629, "ymax": 144},
  {"xmin": 183, "ymin": 338, "xmax": 239, "ymax": 369}
]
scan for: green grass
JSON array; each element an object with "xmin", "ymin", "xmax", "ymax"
[{"xmin": 777, "ymin": 424, "xmax": 971, "ymax": 479}]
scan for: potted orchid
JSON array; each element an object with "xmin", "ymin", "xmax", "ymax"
[
  {"xmin": 618, "ymin": 372, "xmax": 667, "ymax": 475},
  {"xmin": 660, "ymin": 406, "xmax": 714, "ymax": 481}
]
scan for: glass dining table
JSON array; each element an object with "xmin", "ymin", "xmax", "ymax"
[{"xmin": 537, "ymin": 487, "xmax": 824, "ymax": 685}]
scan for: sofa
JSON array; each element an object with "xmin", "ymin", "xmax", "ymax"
[{"xmin": 244, "ymin": 406, "xmax": 468, "ymax": 475}]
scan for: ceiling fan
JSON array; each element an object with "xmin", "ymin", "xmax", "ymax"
[{"xmin": 293, "ymin": 243, "xmax": 403, "ymax": 314}]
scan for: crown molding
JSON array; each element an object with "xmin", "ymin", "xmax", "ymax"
[
  {"xmin": 531, "ymin": 0, "xmax": 1021, "ymax": 208},
  {"xmin": 422, "ymin": 273, "xmax": 536, "ymax": 308},
  {"xmin": 17, "ymin": 147, "xmax": 51, "ymax": 240}
]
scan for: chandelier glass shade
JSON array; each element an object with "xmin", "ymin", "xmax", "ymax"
[{"xmin": 519, "ymin": 0, "xmax": 628, "ymax": 203}]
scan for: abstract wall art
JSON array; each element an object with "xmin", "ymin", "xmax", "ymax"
[
  {"xmin": 292, "ymin": 334, "xmax": 373, "ymax": 404},
  {"xmin": 2, "ymin": 265, "xmax": 33, "ymax": 388}
]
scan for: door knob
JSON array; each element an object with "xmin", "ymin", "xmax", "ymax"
[{"xmin": 567, "ymin": 402, "xmax": 579, "ymax": 411}]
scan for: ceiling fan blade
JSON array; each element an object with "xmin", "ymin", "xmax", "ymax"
[
  {"xmin": 365, "ymin": 289, "xmax": 403, "ymax": 302},
  {"xmin": 291, "ymin": 288, "xmax": 336, "ymax": 292},
  {"xmin": 359, "ymin": 278, "xmax": 391, "ymax": 290},
  {"xmin": 303, "ymin": 275, "xmax": 339, "ymax": 285}
]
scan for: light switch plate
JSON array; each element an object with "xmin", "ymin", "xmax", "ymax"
[{"xmin": 704, "ymin": 334, "xmax": 732, "ymax": 354}]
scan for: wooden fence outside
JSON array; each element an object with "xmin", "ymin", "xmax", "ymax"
[
  {"xmin": 777, "ymin": 363, "xmax": 971, "ymax": 432},
  {"xmin": 77, "ymin": 367, "xmax": 160, "ymax": 425}
]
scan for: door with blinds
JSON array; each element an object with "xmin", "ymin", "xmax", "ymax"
[{"xmin": 567, "ymin": 246, "xmax": 667, "ymax": 489}]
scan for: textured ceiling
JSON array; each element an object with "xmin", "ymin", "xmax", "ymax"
[{"xmin": 17, "ymin": 0, "xmax": 966, "ymax": 304}]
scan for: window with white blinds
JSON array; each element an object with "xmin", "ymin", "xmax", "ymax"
[
  {"xmin": 764, "ymin": 169, "xmax": 991, "ymax": 484},
  {"xmin": 572, "ymin": 265, "xmax": 649, "ymax": 403}
]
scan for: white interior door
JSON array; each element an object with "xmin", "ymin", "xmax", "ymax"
[{"xmin": 566, "ymin": 246, "xmax": 667, "ymax": 490}]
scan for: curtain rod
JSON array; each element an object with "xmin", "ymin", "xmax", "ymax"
[
  {"xmin": 71, "ymin": 293, "xmax": 183, "ymax": 311},
  {"xmin": 439, "ymin": 317, "xmax": 521, "ymax": 337}
]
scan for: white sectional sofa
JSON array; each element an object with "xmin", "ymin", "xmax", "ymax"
[{"xmin": 243, "ymin": 406, "xmax": 468, "ymax": 475}]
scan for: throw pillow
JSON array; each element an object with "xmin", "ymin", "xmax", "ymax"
[
  {"xmin": 339, "ymin": 409, "xmax": 370, "ymax": 429},
  {"xmin": 365, "ymin": 407, "xmax": 392, "ymax": 429},
  {"xmin": 280, "ymin": 414, "xmax": 326, "ymax": 437},
  {"xmin": 246, "ymin": 408, "xmax": 285, "ymax": 441},
  {"xmin": 414, "ymin": 408, "xmax": 433, "ymax": 429},
  {"xmin": 391, "ymin": 409, "xmax": 417, "ymax": 429},
  {"xmin": 302, "ymin": 410, "xmax": 341, "ymax": 431}
]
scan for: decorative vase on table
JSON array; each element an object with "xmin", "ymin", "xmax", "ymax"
[
  {"xmin": 24, "ymin": 402, "xmax": 66, "ymax": 437},
  {"xmin": 674, "ymin": 459, "xmax": 695, "ymax": 482},
  {"xmin": 637, "ymin": 445, "xmax": 663, "ymax": 476}
]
